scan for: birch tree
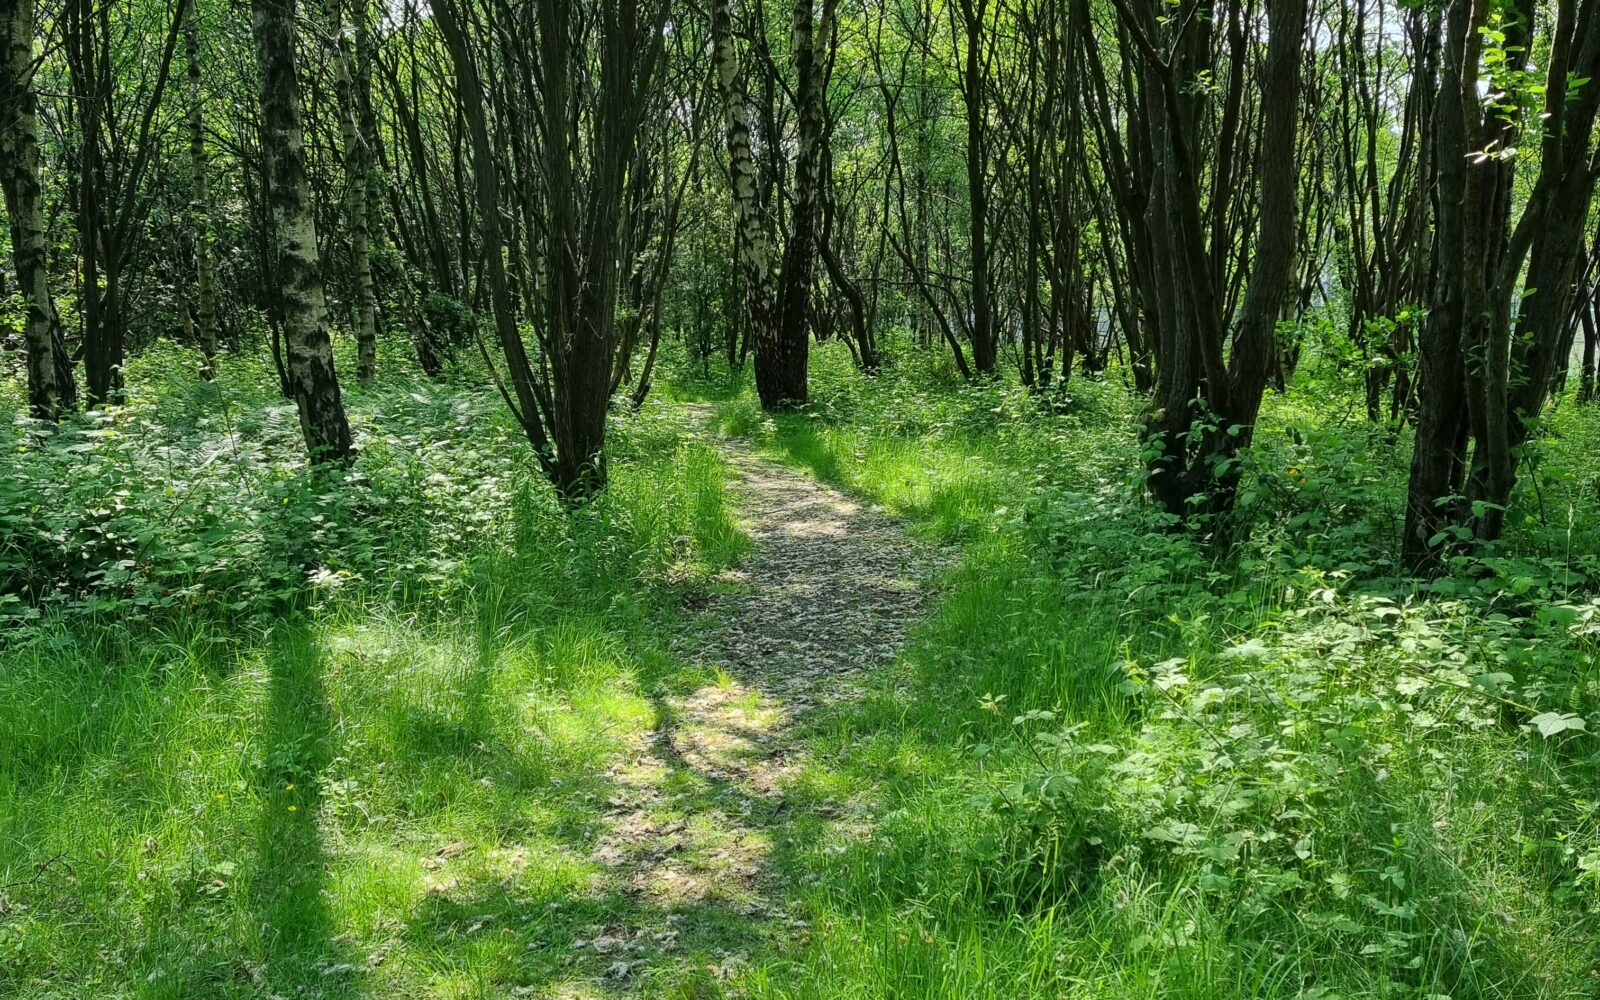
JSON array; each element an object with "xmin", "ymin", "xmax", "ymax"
[
  {"xmin": 711, "ymin": 0, "xmax": 786, "ymax": 407},
  {"xmin": 0, "ymin": 0, "xmax": 76, "ymax": 419},
  {"xmin": 251, "ymin": 0, "xmax": 354, "ymax": 462}
]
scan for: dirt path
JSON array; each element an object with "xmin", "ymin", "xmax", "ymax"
[{"xmin": 581, "ymin": 407, "xmax": 939, "ymax": 990}]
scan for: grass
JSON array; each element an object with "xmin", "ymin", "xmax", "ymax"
[
  {"xmin": 0, "ymin": 610, "xmax": 749, "ymax": 997},
  {"xmin": 685, "ymin": 344, "xmax": 1600, "ymax": 999},
  {"xmin": 3, "ymin": 339, "xmax": 1599, "ymax": 998},
  {"xmin": 1, "ymin": 345, "xmax": 768, "ymax": 997}
]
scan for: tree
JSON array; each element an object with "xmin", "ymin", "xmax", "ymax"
[
  {"xmin": 1329, "ymin": 0, "xmax": 1438, "ymax": 423},
  {"xmin": 712, "ymin": 0, "xmax": 802, "ymax": 409},
  {"xmin": 0, "ymin": 0, "xmax": 77, "ymax": 419},
  {"xmin": 64, "ymin": 0, "xmax": 187, "ymax": 405},
  {"xmin": 769, "ymin": 0, "xmax": 828, "ymax": 402},
  {"xmin": 1107, "ymin": 0, "xmax": 1311, "ymax": 523},
  {"xmin": 956, "ymin": 0, "xmax": 996, "ymax": 376},
  {"xmin": 433, "ymin": 0, "xmax": 672, "ymax": 498},
  {"xmin": 184, "ymin": 0, "xmax": 221, "ymax": 379},
  {"xmin": 328, "ymin": 0, "xmax": 378, "ymax": 380},
  {"xmin": 1404, "ymin": 0, "xmax": 1600, "ymax": 569},
  {"xmin": 251, "ymin": 0, "xmax": 354, "ymax": 462}
]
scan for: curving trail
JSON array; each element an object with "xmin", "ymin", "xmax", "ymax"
[{"xmin": 583, "ymin": 404, "xmax": 939, "ymax": 990}]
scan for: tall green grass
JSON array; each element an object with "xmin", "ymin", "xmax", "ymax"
[
  {"xmin": 0, "ymin": 348, "xmax": 757, "ymax": 998},
  {"xmin": 3, "ymin": 338, "xmax": 1598, "ymax": 999},
  {"xmin": 693, "ymin": 343, "xmax": 1600, "ymax": 999}
]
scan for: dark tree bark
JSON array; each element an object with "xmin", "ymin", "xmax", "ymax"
[
  {"xmin": 1404, "ymin": 0, "xmax": 1600, "ymax": 568},
  {"xmin": 768, "ymin": 0, "xmax": 827, "ymax": 403},
  {"xmin": 1109, "ymin": 0, "xmax": 1311, "ymax": 523},
  {"xmin": 329, "ymin": 0, "xmax": 378, "ymax": 380},
  {"xmin": 431, "ymin": 0, "xmax": 553, "ymax": 471},
  {"xmin": 434, "ymin": 0, "xmax": 668, "ymax": 500},
  {"xmin": 1581, "ymin": 301, "xmax": 1598, "ymax": 404},
  {"xmin": 66, "ymin": 0, "xmax": 186, "ymax": 406},
  {"xmin": 184, "ymin": 0, "xmax": 220, "ymax": 379},
  {"xmin": 958, "ymin": 0, "xmax": 996, "ymax": 376}
]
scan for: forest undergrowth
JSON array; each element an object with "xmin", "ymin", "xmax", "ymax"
[
  {"xmin": 2, "ymin": 340, "xmax": 1599, "ymax": 998},
  {"xmin": 700, "ymin": 345, "xmax": 1600, "ymax": 999}
]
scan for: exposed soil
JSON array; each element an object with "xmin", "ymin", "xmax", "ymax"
[{"xmin": 581, "ymin": 405, "xmax": 940, "ymax": 991}]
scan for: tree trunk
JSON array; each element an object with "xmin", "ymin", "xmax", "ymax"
[
  {"xmin": 1403, "ymin": 0, "xmax": 1503, "ymax": 568},
  {"xmin": 713, "ymin": 0, "xmax": 800, "ymax": 409},
  {"xmin": 1220, "ymin": 0, "xmax": 1308, "ymax": 460},
  {"xmin": 1120, "ymin": 0, "xmax": 1309, "ymax": 523},
  {"xmin": 1581, "ymin": 301, "xmax": 1598, "ymax": 403},
  {"xmin": 185, "ymin": 0, "xmax": 220, "ymax": 380},
  {"xmin": 1404, "ymin": 0, "xmax": 1600, "ymax": 566},
  {"xmin": 68, "ymin": 0, "xmax": 112, "ymax": 405},
  {"xmin": 768, "ymin": 0, "xmax": 826, "ymax": 404},
  {"xmin": 432, "ymin": 0, "xmax": 554, "ymax": 472},
  {"xmin": 331, "ymin": 0, "xmax": 378, "ymax": 380},
  {"xmin": 251, "ymin": 0, "xmax": 354, "ymax": 462},
  {"xmin": 68, "ymin": 0, "xmax": 183, "ymax": 405},
  {"xmin": 960, "ymin": 0, "xmax": 996, "ymax": 375},
  {"xmin": 0, "ymin": 0, "xmax": 76, "ymax": 419}
]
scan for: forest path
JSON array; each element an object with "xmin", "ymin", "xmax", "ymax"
[{"xmin": 580, "ymin": 403, "xmax": 940, "ymax": 991}]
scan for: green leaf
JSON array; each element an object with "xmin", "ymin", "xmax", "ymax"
[{"xmin": 1530, "ymin": 712, "xmax": 1587, "ymax": 738}]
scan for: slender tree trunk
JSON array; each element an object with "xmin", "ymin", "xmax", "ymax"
[
  {"xmin": 69, "ymin": 0, "xmax": 183, "ymax": 405},
  {"xmin": 538, "ymin": 0, "xmax": 609, "ymax": 499},
  {"xmin": 960, "ymin": 0, "xmax": 996, "ymax": 375},
  {"xmin": 184, "ymin": 0, "xmax": 220, "ymax": 379},
  {"xmin": 251, "ymin": 0, "xmax": 354, "ymax": 462},
  {"xmin": 1121, "ymin": 0, "xmax": 1308, "ymax": 522},
  {"xmin": 330, "ymin": 0, "xmax": 378, "ymax": 380},
  {"xmin": 712, "ymin": 0, "xmax": 792, "ymax": 408},
  {"xmin": 431, "ymin": 0, "xmax": 553, "ymax": 470},
  {"xmin": 68, "ymin": 0, "xmax": 114, "ymax": 405},
  {"xmin": 813, "ymin": 12, "xmax": 871, "ymax": 374},
  {"xmin": 1220, "ymin": 0, "xmax": 1308, "ymax": 458},
  {"xmin": 0, "ymin": 0, "xmax": 76, "ymax": 419},
  {"xmin": 1581, "ymin": 301, "xmax": 1598, "ymax": 403},
  {"xmin": 766, "ymin": 0, "xmax": 825, "ymax": 405},
  {"xmin": 819, "ymin": 199, "xmax": 874, "ymax": 371},
  {"xmin": 1404, "ymin": 0, "xmax": 1499, "ymax": 568},
  {"xmin": 1404, "ymin": 0, "xmax": 1600, "ymax": 565}
]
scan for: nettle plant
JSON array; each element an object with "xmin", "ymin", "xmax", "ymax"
[
  {"xmin": 972, "ymin": 584, "xmax": 1600, "ymax": 971},
  {"xmin": 0, "ymin": 359, "xmax": 528, "ymax": 629}
]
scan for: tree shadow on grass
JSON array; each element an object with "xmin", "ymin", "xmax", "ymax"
[
  {"xmin": 250, "ymin": 622, "xmax": 357, "ymax": 994},
  {"xmin": 388, "ymin": 684, "xmax": 818, "ymax": 999},
  {"xmin": 751, "ymin": 415, "xmax": 1003, "ymax": 545},
  {"xmin": 752, "ymin": 422, "xmax": 842, "ymax": 487},
  {"xmin": 284, "ymin": 584, "xmax": 810, "ymax": 993},
  {"xmin": 0, "ymin": 617, "xmax": 368, "ymax": 998}
]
